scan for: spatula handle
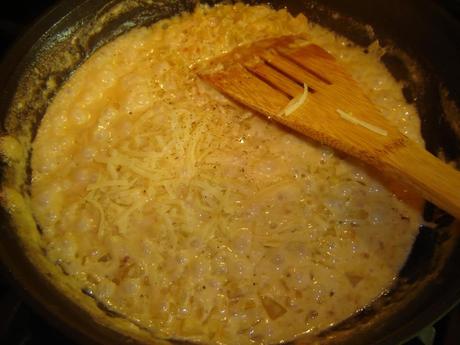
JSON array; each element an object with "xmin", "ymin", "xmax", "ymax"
[{"xmin": 382, "ymin": 140, "xmax": 460, "ymax": 219}]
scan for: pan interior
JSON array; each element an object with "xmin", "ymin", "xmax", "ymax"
[{"xmin": 0, "ymin": 1, "xmax": 459, "ymax": 345}]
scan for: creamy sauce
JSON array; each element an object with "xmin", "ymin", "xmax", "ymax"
[{"xmin": 31, "ymin": 4, "xmax": 423, "ymax": 344}]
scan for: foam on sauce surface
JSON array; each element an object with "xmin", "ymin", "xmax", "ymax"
[{"xmin": 31, "ymin": 4, "xmax": 423, "ymax": 344}]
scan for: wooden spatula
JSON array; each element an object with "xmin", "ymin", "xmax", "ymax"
[{"xmin": 198, "ymin": 35, "xmax": 460, "ymax": 219}]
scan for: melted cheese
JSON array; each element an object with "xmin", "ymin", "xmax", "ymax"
[{"xmin": 31, "ymin": 4, "xmax": 424, "ymax": 345}]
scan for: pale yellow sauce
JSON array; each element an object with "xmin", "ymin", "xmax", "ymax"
[{"xmin": 31, "ymin": 4, "xmax": 423, "ymax": 344}]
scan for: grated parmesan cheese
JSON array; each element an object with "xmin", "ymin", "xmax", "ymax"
[
  {"xmin": 280, "ymin": 83, "xmax": 309, "ymax": 116},
  {"xmin": 336, "ymin": 108, "xmax": 388, "ymax": 136}
]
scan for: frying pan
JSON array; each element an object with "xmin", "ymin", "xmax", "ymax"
[{"xmin": 0, "ymin": 0, "xmax": 459, "ymax": 344}]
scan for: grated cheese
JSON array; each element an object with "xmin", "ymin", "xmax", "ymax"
[
  {"xmin": 280, "ymin": 83, "xmax": 309, "ymax": 116},
  {"xmin": 336, "ymin": 108, "xmax": 388, "ymax": 136}
]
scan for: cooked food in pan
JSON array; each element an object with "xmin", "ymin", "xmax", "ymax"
[{"xmin": 31, "ymin": 4, "xmax": 423, "ymax": 344}]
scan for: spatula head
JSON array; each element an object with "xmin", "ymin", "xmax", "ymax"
[{"xmin": 198, "ymin": 35, "xmax": 407, "ymax": 166}]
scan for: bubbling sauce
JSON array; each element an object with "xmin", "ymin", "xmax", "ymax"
[{"xmin": 31, "ymin": 4, "xmax": 423, "ymax": 344}]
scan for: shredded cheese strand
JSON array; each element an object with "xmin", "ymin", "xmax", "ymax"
[
  {"xmin": 280, "ymin": 83, "xmax": 309, "ymax": 116},
  {"xmin": 336, "ymin": 109, "xmax": 388, "ymax": 136}
]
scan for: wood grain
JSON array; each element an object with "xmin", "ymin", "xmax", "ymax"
[{"xmin": 199, "ymin": 36, "xmax": 460, "ymax": 219}]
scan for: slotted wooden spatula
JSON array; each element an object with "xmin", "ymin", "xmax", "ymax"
[{"xmin": 198, "ymin": 35, "xmax": 460, "ymax": 219}]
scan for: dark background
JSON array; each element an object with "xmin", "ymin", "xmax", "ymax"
[
  {"xmin": 0, "ymin": 0, "xmax": 460, "ymax": 57},
  {"xmin": 0, "ymin": 1, "xmax": 459, "ymax": 345}
]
